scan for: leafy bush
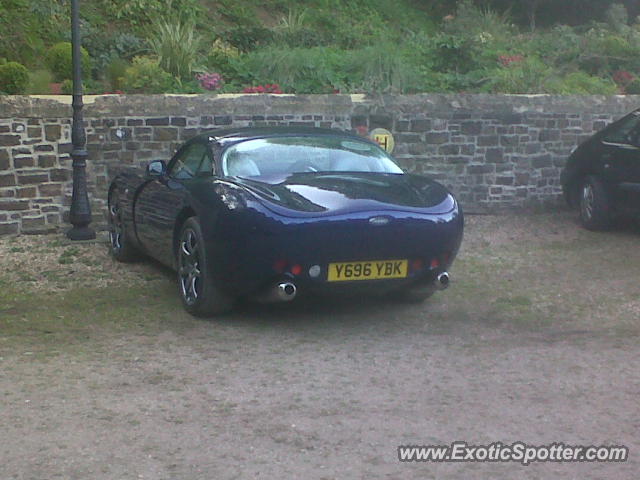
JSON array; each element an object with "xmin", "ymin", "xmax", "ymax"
[
  {"xmin": 26, "ymin": 69, "xmax": 54, "ymax": 94},
  {"xmin": 443, "ymin": 0, "xmax": 515, "ymax": 41},
  {"xmin": 148, "ymin": 19, "xmax": 202, "ymax": 79},
  {"xmin": 623, "ymin": 77, "xmax": 640, "ymax": 94},
  {"xmin": 219, "ymin": 25, "xmax": 274, "ymax": 52},
  {"xmin": 61, "ymin": 79, "xmax": 73, "ymax": 95},
  {"xmin": 122, "ymin": 56, "xmax": 174, "ymax": 93},
  {"xmin": 106, "ymin": 58, "xmax": 129, "ymax": 91},
  {"xmin": 82, "ymin": 23, "xmax": 144, "ymax": 78},
  {"xmin": 344, "ymin": 42, "xmax": 422, "ymax": 94},
  {"xmin": 483, "ymin": 56, "xmax": 551, "ymax": 93},
  {"xmin": 429, "ymin": 33, "xmax": 482, "ymax": 74},
  {"xmin": 578, "ymin": 30, "xmax": 640, "ymax": 75},
  {"xmin": 0, "ymin": 0, "xmax": 66, "ymax": 65},
  {"xmin": 0, "ymin": 60, "xmax": 29, "ymax": 94},
  {"xmin": 47, "ymin": 42, "xmax": 91, "ymax": 82},
  {"xmin": 527, "ymin": 25, "xmax": 582, "ymax": 69},
  {"xmin": 104, "ymin": 0, "xmax": 203, "ymax": 27},
  {"xmin": 235, "ymin": 46, "xmax": 348, "ymax": 93},
  {"xmin": 205, "ymin": 39, "xmax": 241, "ymax": 80},
  {"xmin": 605, "ymin": 3, "xmax": 629, "ymax": 33},
  {"xmin": 545, "ymin": 72, "xmax": 618, "ymax": 94},
  {"xmin": 274, "ymin": 8, "xmax": 324, "ymax": 48},
  {"xmin": 167, "ymin": 78, "xmax": 204, "ymax": 94}
]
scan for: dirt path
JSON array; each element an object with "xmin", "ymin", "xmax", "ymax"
[{"xmin": 1, "ymin": 213, "xmax": 638, "ymax": 479}]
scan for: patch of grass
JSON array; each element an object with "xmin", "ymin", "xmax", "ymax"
[
  {"xmin": 58, "ymin": 246, "xmax": 81, "ymax": 264},
  {"xmin": 0, "ymin": 280, "xmax": 192, "ymax": 358}
]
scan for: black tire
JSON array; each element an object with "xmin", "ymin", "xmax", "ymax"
[
  {"xmin": 579, "ymin": 175, "xmax": 612, "ymax": 231},
  {"xmin": 176, "ymin": 217, "xmax": 234, "ymax": 317},
  {"xmin": 108, "ymin": 190, "xmax": 140, "ymax": 262}
]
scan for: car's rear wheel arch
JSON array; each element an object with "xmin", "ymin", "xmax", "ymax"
[{"xmin": 108, "ymin": 185, "xmax": 140, "ymax": 262}]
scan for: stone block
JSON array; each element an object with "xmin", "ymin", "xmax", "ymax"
[
  {"xmin": 39, "ymin": 183, "xmax": 63, "ymax": 196},
  {"xmin": 16, "ymin": 187, "xmax": 37, "ymax": 198},
  {"xmin": 0, "ymin": 222, "xmax": 19, "ymax": 235},
  {"xmin": 0, "ymin": 135, "xmax": 20, "ymax": 146},
  {"xmin": 146, "ymin": 117, "xmax": 170, "ymax": 126},
  {"xmin": 38, "ymin": 155, "xmax": 57, "ymax": 168},
  {"xmin": 0, "ymin": 174, "xmax": 16, "ymax": 187},
  {"xmin": 425, "ymin": 132, "xmax": 449, "ymax": 144},
  {"xmin": 44, "ymin": 124, "xmax": 61, "ymax": 141},
  {"xmin": 0, "ymin": 199, "xmax": 30, "ymax": 210},
  {"xmin": 153, "ymin": 128, "xmax": 178, "ymax": 141}
]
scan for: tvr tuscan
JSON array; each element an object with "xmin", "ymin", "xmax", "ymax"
[{"xmin": 108, "ymin": 127, "xmax": 464, "ymax": 316}]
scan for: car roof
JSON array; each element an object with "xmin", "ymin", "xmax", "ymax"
[{"xmin": 197, "ymin": 126, "xmax": 368, "ymax": 146}]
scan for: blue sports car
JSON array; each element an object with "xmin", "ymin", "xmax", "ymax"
[{"xmin": 108, "ymin": 127, "xmax": 464, "ymax": 316}]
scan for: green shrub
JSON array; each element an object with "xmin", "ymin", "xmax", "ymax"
[
  {"xmin": 122, "ymin": 56, "xmax": 174, "ymax": 93},
  {"xmin": 545, "ymin": 71, "xmax": 618, "ymax": 94},
  {"xmin": 205, "ymin": 39, "xmax": 240, "ymax": 80},
  {"xmin": 605, "ymin": 3, "xmax": 629, "ymax": 33},
  {"xmin": 484, "ymin": 56, "xmax": 551, "ymax": 93},
  {"xmin": 235, "ymin": 46, "xmax": 348, "ymax": 93},
  {"xmin": 148, "ymin": 19, "xmax": 202, "ymax": 79},
  {"xmin": 61, "ymin": 79, "xmax": 73, "ymax": 95},
  {"xmin": 0, "ymin": 61, "xmax": 29, "ymax": 94},
  {"xmin": 527, "ymin": 25, "xmax": 582, "ymax": 68},
  {"xmin": 26, "ymin": 69, "xmax": 54, "ymax": 94},
  {"xmin": 623, "ymin": 77, "xmax": 640, "ymax": 94},
  {"xmin": 274, "ymin": 8, "xmax": 324, "ymax": 48},
  {"xmin": 579, "ymin": 32, "xmax": 639, "ymax": 74},
  {"xmin": 106, "ymin": 0, "xmax": 203, "ymax": 27},
  {"xmin": 219, "ymin": 25, "xmax": 274, "ymax": 52},
  {"xmin": 47, "ymin": 42, "xmax": 91, "ymax": 82},
  {"xmin": 443, "ymin": 0, "xmax": 515, "ymax": 41},
  {"xmin": 82, "ymin": 22, "xmax": 144, "ymax": 78},
  {"xmin": 235, "ymin": 41, "xmax": 422, "ymax": 94},
  {"xmin": 344, "ymin": 42, "xmax": 422, "ymax": 94},
  {"xmin": 106, "ymin": 58, "xmax": 129, "ymax": 91},
  {"xmin": 429, "ymin": 33, "xmax": 482, "ymax": 74}
]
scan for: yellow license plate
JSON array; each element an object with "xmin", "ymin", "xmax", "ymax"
[{"xmin": 327, "ymin": 260, "xmax": 408, "ymax": 282}]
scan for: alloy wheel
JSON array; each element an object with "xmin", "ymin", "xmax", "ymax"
[
  {"xmin": 580, "ymin": 183, "xmax": 594, "ymax": 221},
  {"xmin": 178, "ymin": 228, "xmax": 202, "ymax": 306},
  {"xmin": 109, "ymin": 203, "xmax": 123, "ymax": 252}
]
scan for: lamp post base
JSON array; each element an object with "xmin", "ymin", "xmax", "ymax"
[{"xmin": 66, "ymin": 225, "xmax": 96, "ymax": 241}]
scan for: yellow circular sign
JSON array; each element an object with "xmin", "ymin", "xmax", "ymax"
[{"xmin": 370, "ymin": 128, "xmax": 395, "ymax": 153}]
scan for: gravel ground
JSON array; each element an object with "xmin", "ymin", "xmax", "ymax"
[{"xmin": 0, "ymin": 212, "xmax": 638, "ymax": 479}]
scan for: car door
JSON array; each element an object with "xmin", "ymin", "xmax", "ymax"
[
  {"xmin": 600, "ymin": 112, "xmax": 640, "ymax": 208},
  {"xmin": 135, "ymin": 141, "xmax": 211, "ymax": 262}
]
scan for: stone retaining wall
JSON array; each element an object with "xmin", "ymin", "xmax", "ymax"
[{"xmin": 0, "ymin": 93, "xmax": 638, "ymax": 235}]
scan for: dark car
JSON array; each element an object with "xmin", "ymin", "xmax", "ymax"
[
  {"xmin": 561, "ymin": 109, "xmax": 640, "ymax": 230},
  {"xmin": 108, "ymin": 127, "xmax": 464, "ymax": 316}
]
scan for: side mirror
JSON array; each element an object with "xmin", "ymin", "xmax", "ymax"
[{"xmin": 146, "ymin": 160, "xmax": 166, "ymax": 178}]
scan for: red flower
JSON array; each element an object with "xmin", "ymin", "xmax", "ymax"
[
  {"xmin": 498, "ymin": 54, "xmax": 524, "ymax": 67},
  {"xmin": 242, "ymin": 84, "xmax": 284, "ymax": 94},
  {"xmin": 613, "ymin": 70, "xmax": 634, "ymax": 86}
]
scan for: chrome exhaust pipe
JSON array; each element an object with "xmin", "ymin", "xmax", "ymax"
[
  {"xmin": 436, "ymin": 272, "xmax": 450, "ymax": 290},
  {"xmin": 276, "ymin": 282, "xmax": 297, "ymax": 301}
]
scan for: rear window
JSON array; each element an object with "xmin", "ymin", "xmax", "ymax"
[{"xmin": 222, "ymin": 136, "xmax": 404, "ymax": 178}]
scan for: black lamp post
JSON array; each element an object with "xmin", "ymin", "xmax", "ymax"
[{"xmin": 66, "ymin": 0, "xmax": 95, "ymax": 240}]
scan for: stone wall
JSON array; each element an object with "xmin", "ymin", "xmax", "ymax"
[{"xmin": 0, "ymin": 93, "xmax": 638, "ymax": 235}]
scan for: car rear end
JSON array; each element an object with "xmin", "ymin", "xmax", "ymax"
[{"xmin": 211, "ymin": 193, "xmax": 463, "ymax": 301}]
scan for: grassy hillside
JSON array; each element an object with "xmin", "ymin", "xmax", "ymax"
[{"xmin": 1, "ymin": 0, "xmax": 639, "ymax": 95}]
